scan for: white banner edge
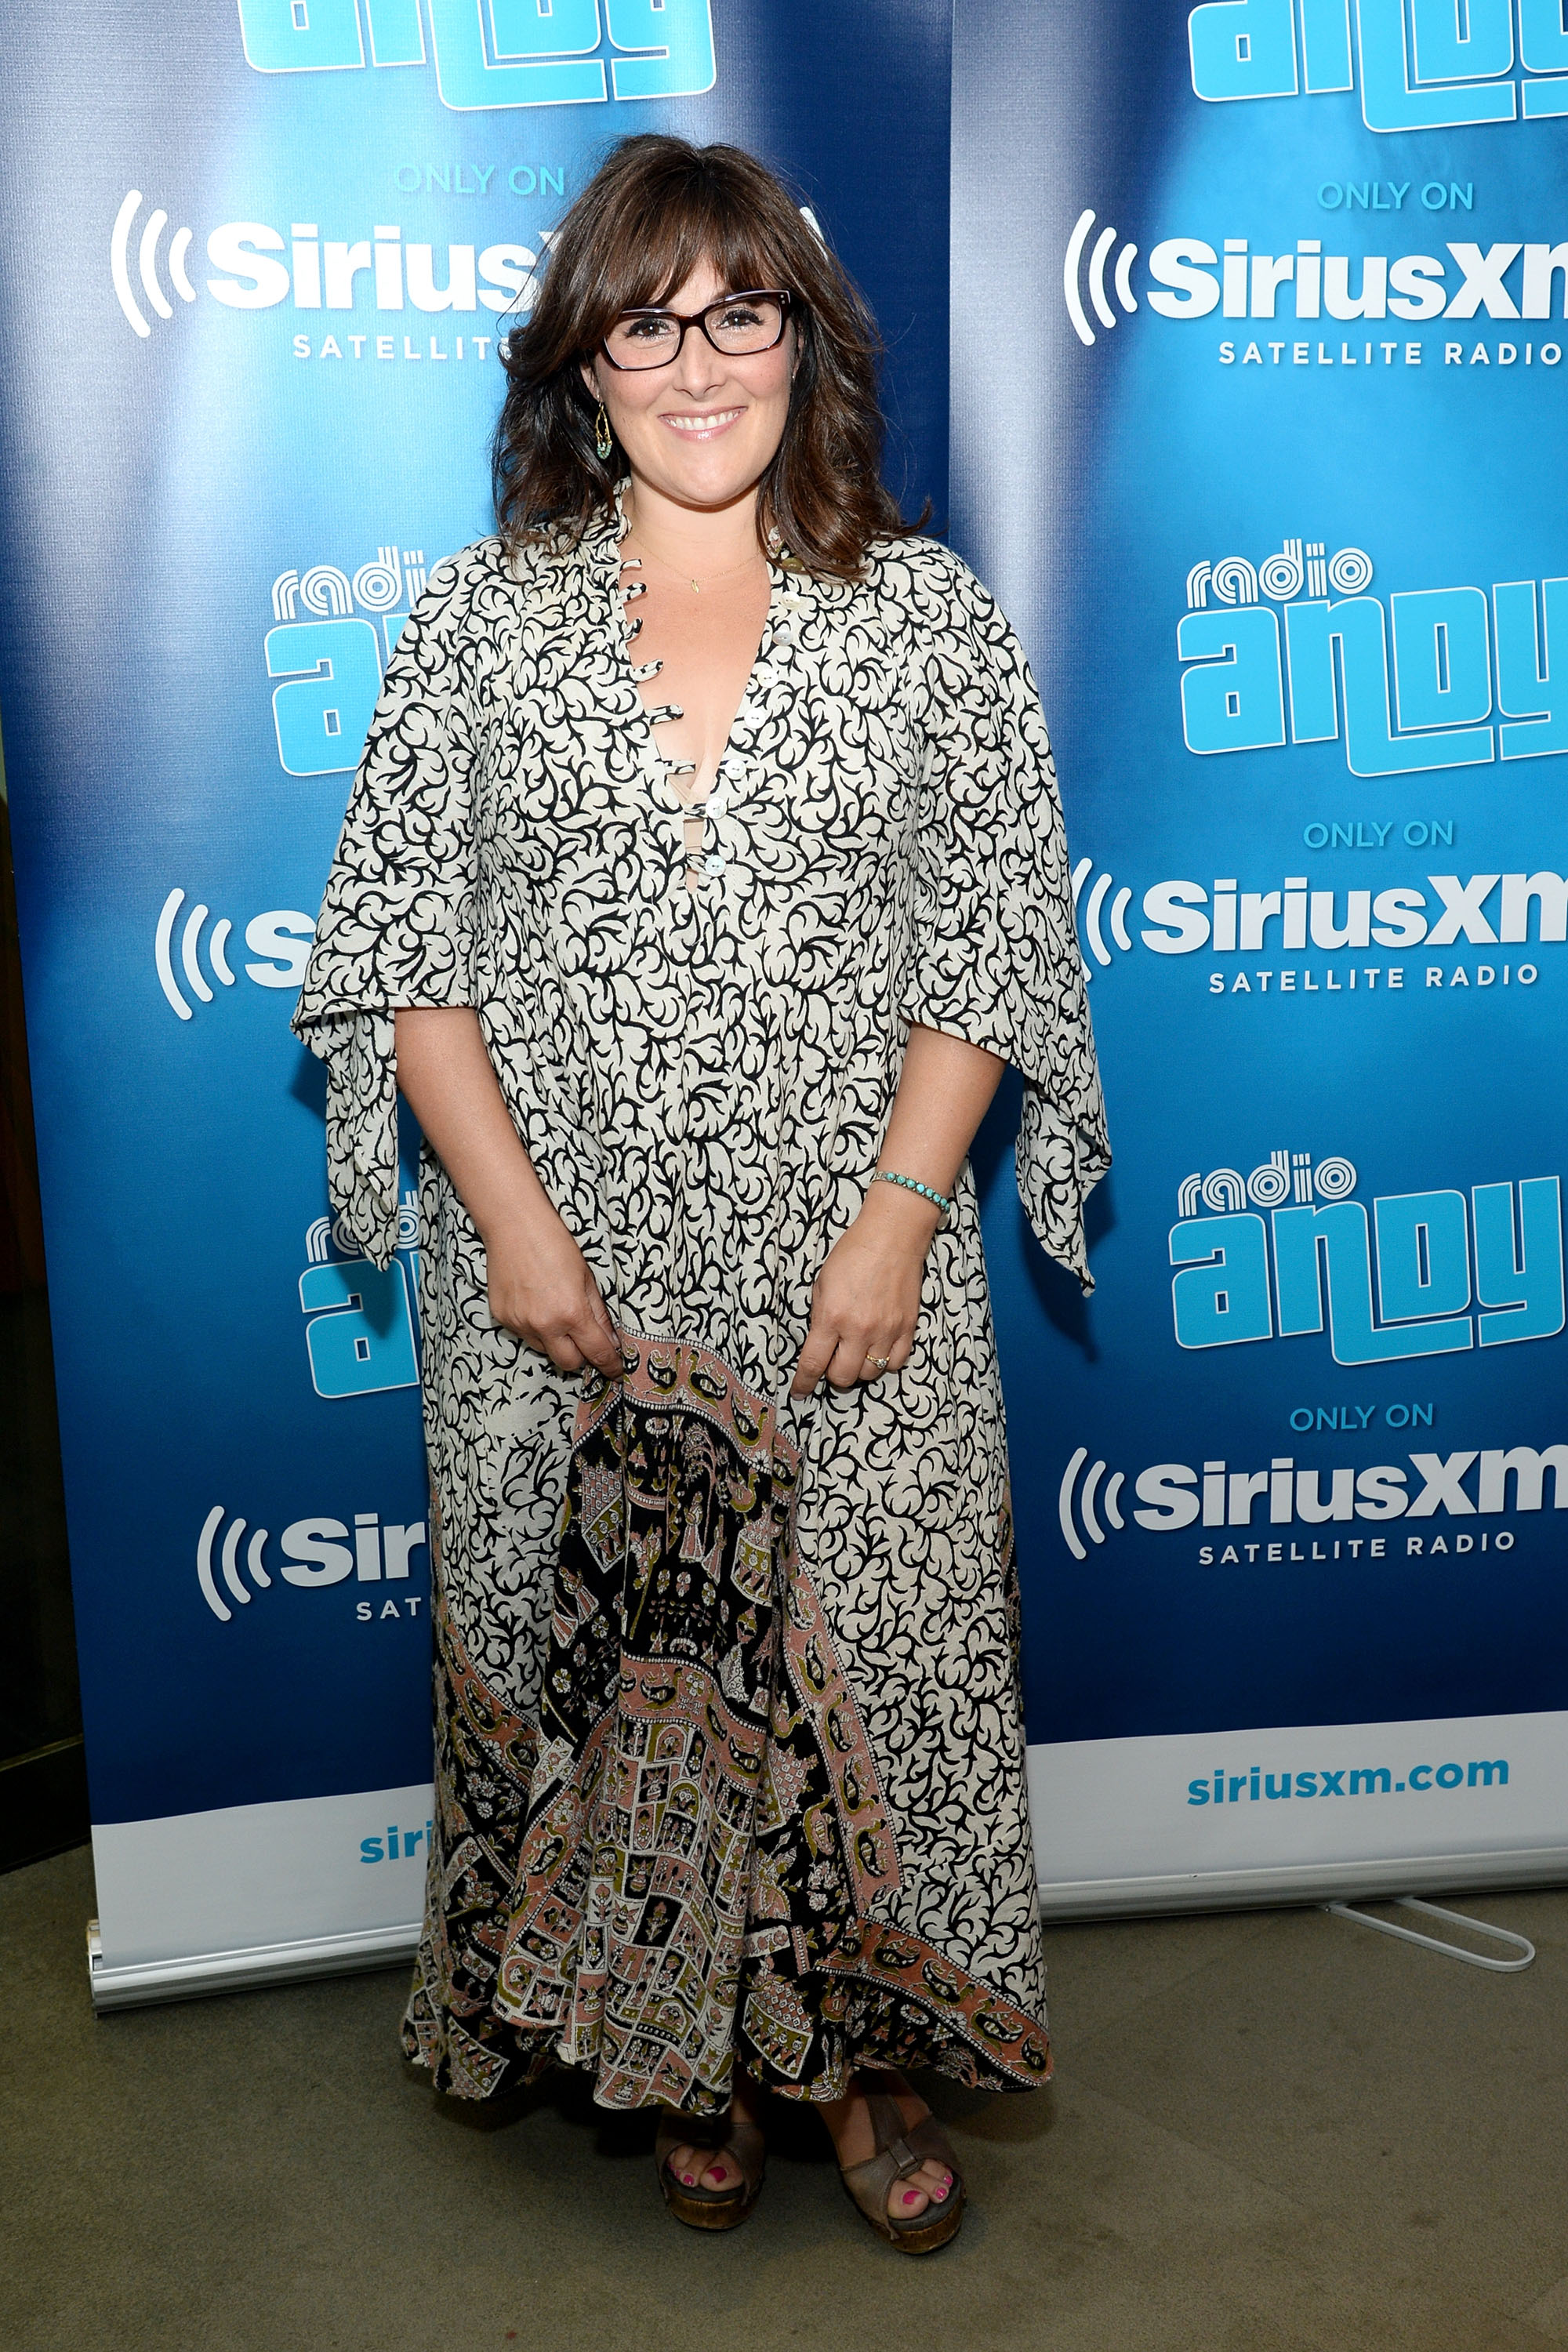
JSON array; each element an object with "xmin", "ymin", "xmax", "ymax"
[
  {"xmin": 1034, "ymin": 1842, "xmax": 1568, "ymax": 1922},
  {"xmin": 85, "ymin": 1915, "xmax": 420, "ymax": 2013}
]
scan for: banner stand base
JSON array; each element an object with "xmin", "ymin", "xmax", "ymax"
[
  {"xmin": 1327, "ymin": 1896, "xmax": 1536, "ymax": 1973},
  {"xmin": 1036, "ymin": 1844, "xmax": 1568, "ymax": 1922},
  {"xmin": 86, "ymin": 1918, "xmax": 419, "ymax": 2014},
  {"xmin": 84, "ymin": 1863, "xmax": 1566, "ymax": 2013}
]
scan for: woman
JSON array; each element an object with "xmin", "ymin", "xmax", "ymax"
[{"xmin": 295, "ymin": 133, "xmax": 1106, "ymax": 2252}]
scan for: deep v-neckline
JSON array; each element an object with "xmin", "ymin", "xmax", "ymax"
[{"xmin": 612, "ymin": 536, "xmax": 785, "ymax": 822}]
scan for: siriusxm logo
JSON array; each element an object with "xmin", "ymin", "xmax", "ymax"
[
  {"xmin": 197, "ymin": 1503, "xmax": 427, "ymax": 1623},
  {"xmin": 154, "ymin": 888, "xmax": 315, "ymax": 1021},
  {"xmin": 1168, "ymin": 1152, "xmax": 1563, "ymax": 1363},
  {"xmin": 1064, "ymin": 219, "xmax": 1568, "ymax": 349},
  {"xmin": 1178, "ymin": 551, "xmax": 1568, "ymax": 777},
  {"xmin": 1189, "ymin": 0, "xmax": 1568, "ymax": 133},
  {"xmin": 112, "ymin": 197, "xmax": 539, "ymax": 342},
  {"xmin": 1186, "ymin": 1757, "xmax": 1512, "ymax": 1804},
  {"xmin": 1075, "ymin": 860, "xmax": 1563, "ymax": 994},
  {"xmin": 301, "ymin": 1200, "xmax": 423, "ymax": 1400},
  {"xmin": 1061, "ymin": 1432, "xmax": 1564, "ymax": 1556},
  {"xmin": 360, "ymin": 1819, "xmax": 434, "ymax": 1865},
  {"xmin": 1153, "ymin": 235, "xmax": 1567, "ymax": 326},
  {"xmin": 236, "ymin": 0, "xmax": 715, "ymax": 109},
  {"xmin": 1143, "ymin": 869, "xmax": 1566, "ymax": 956}
]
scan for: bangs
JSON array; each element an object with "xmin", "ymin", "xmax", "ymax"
[{"xmin": 586, "ymin": 184, "xmax": 796, "ymax": 336}]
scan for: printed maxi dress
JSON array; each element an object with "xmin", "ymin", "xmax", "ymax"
[{"xmin": 294, "ymin": 500, "xmax": 1108, "ymax": 2112}]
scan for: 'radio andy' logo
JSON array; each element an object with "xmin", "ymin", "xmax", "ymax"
[
  {"xmin": 1168, "ymin": 1148, "xmax": 1563, "ymax": 1364},
  {"xmin": 1189, "ymin": 0, "xmax": 1568, "ymax": 132},
  {"xmin": 235, "ymin": 0, "xmax": 715, "ymax": 110},
  {"xmin": 1175, "ymin": 539, "xmax": 1568, "ymax": 782},
  {"xmin": 265, "ymin": 539, "xmax": 431, "ymax": 775},
  {"xmin": 300, "ymin": 1201, "xmax": 422, "ymax": 1402}
]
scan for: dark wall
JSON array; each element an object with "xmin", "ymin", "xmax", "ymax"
[{"xmin": 0, "ymin": 758, "xmax": 85, "ymax": 1869}]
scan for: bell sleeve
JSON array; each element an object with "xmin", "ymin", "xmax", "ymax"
[
  {"xmin": 292, "ymin": 564, "xmax": 478, "ymax": 1269},
  {"xmin": 904, "ymin": 554, "xmax": 1110, "ymax": 1288}
]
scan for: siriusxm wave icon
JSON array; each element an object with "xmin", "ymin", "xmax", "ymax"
[
  {"xmin": 1058, "ymin": 1446, "xmax": 1128, "ymax": 1561},
  {"xmin": 154, "ymin": 889, "xmax": 315, "ymax": 1021},
  {"xmin": 110, "ymin": 191, "xmax": 198, "ymax": 339},
  {"xmin": 1070, "ymin": 858, "xmax": 1135, "ymax": 981},
  {"xmin": 1063, "ymin": 209, "xmax": 1140, "ymax": 348},
  {"xmin": 197, "ymin": 1503, "xmax": 427, "ymax": 1624},
  {"xmin": 236, "ymin": 0, "xmax": 716, "ymax": 109},
  {"xmin": 1189, "ymin": 0, "xmax": 1568, "ymax": 133},
  {"xmin": 301, "ymin": 1200, "xmax": 423, "ymax": 1400}
]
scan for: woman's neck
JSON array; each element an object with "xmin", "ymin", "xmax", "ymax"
[{"xmin": 622, "ymin": 477, "xmax": 766, "ymax": 587}]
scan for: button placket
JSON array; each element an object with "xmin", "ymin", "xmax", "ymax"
[{"xmin": 620, "ymin": 532, "xmax": 804, "ymax": 897}]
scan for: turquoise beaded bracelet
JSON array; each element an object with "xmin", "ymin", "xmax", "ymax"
[{"xmin": 871, "ymin": 1171, "xmax": 953, "ymax": 1218}]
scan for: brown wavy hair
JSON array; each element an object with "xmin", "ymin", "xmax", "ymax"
[{"xmin": 492, "ymin": 134, "xmax": 922, "ymax": 579}]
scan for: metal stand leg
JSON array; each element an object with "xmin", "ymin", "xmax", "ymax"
[{"xmin": 1325, "ymin": 1896, "xmax": 1536, "ymax": 1972}]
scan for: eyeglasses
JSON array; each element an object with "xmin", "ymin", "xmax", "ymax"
[{"xmin": 599, "ymin": 289, "xmax": 792, "ymax": 372}]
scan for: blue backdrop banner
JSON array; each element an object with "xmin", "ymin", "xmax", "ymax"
[
  {"xmin": 952, "ymin": 0, "xmax": 1568, "ymax": 1912},
  {"xmin": 9, "ymin": 0, "xmax": 1564, "ymax": 2000},
  {"xmin": 0, "ymin": 0, "xmax": 950, "ymax": 2000}
]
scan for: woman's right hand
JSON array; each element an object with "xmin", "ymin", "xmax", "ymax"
[
  {"xmin": 391, "ymin": 1007, "xmax": 622, "ymax": 1378},
  {"xmin": 481, "ymin": 1203, "xmax": 623, "ymax": 1378}
]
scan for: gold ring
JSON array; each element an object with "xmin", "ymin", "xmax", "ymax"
[{"xmin": 867, "ymin": 1355, "xmax": 889, "ymax": 1374}]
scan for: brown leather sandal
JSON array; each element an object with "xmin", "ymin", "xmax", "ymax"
[
  {"xmin": 837, "ymin": 2090, "xmax": 965, "ymax": 2254},
  {"xmin": 655, "ymin": 2110, "xmax": 766, "ymax": 2231}
]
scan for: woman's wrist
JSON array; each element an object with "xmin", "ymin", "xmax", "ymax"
[
  {"xmin": 858, "ymin": 1178, "xmax": 942, "ymax": 1243},
  {"xmin": 473, "ymin": 1170, "xmax": 566, "ymax": 1256}
]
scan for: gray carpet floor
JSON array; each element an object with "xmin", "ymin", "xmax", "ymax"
[{"xmin": 2, "ymin": 1846, "xmax": 1566, "ymax": 2350}]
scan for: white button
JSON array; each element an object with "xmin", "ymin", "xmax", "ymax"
[
  {"xmin": 722, "ymin": 756, "xmax": 747, "ymax": 779},
  {"xmin": 704, "ymin": 852, "xmax": 726, "ymax": 876}
]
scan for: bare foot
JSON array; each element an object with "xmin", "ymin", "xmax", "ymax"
[
  {"xmin": 662, "ymin": 2065, "xmax": 763, "ymax": 2196},
  {"xmin": 819, "ymin": 2069, "xmax": 954, "ymax": 2221}
]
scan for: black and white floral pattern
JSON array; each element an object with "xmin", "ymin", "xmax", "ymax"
[{"xmin": 294, "ymin": 499, "xmax": 1107, "ymax": 2103}]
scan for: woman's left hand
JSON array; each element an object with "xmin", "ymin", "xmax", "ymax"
[{"xmin": 790, "ymin": 1184, "xmax": 941, "ymax": 1396}]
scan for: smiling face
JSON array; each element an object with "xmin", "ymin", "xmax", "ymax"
[{"xmin": 583, "ymin": 260, "xmax": 797, "ymax": 516}]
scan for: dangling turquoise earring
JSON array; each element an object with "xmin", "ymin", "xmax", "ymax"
[{"xmin": 593, "ymin": 401, "xmax": 613, "ymax": 462}]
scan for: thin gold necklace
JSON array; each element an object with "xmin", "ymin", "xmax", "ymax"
[{"xmin": 627, "ymin": 533, "xmax": 766, "ymax": 596}]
